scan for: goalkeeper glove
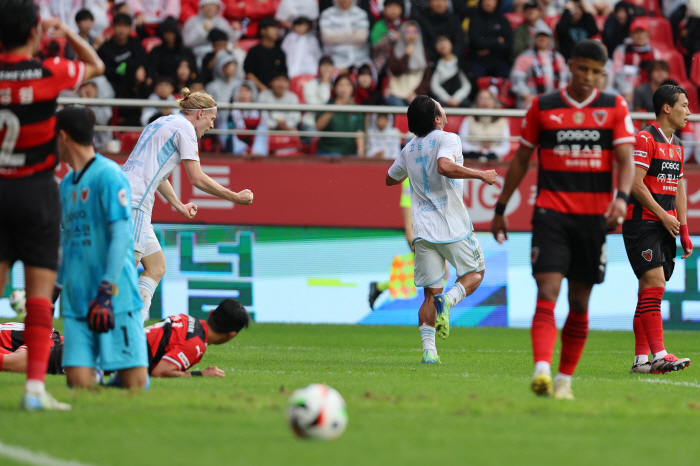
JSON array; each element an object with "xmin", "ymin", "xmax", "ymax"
[
  {"xmin": 680, "ymin": 224, "xmax": 693, "ymax": 254},
  {"xmin": 87, "ymin": 281, "xmax": 117, "ymax": 333}
]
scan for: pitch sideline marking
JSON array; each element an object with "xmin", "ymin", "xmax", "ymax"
[
  {"xmin": 639, "ymin": 378, "xmax": 700, "ymax": 388},
  {"xmin": 0, "ymin": 440, "xmax": 99, "ymax": 466}
]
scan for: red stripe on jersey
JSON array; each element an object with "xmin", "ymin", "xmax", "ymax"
[
  {"xmin": 537, "ymin": 189, "xmax": 612, "ymax": 215},
  {"xmin": 626, "ymin": 205, "xmax": 677, "ymax": 221},
  {"xmin": 1, "ymin": 116, "xmax": 56, "ymax": 149}
]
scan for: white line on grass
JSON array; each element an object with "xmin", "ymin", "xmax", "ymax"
[
  {"xmin": 0, "ymin": 441, "xmax": 98, "ymax": 466},
  {"xmin": 639, "ymin": 378, "xmax": 700, "ymax": 388}
]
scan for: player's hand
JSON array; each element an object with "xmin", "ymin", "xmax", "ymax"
[
  {"xmin": 41, "ymin": 18, "xmax": 68, "ymax": 35},
  {"xmin": 680, "ymin": 224, "xmax": 693, "ymax": 258},
  {"xmin": 491, "ymin": 214, "xmax": 509, "ymax": 243},
  {"xmin": 660, "ymin": 212, "xmax": 681, "ymax": 238},
  {"xmin": 202, "ymin": 366, "xmax": 226, "ymax": 377},
  {"xmin": 87, "ymin": 281, "xmax": 116, "ymax": 333},
  {"xmin": 178, "ymin": 202, "xmax": 198, "ymax": 219},
  {"xmin": 480, "ymin": 170, "xmax": 498, "ymax": 185},
  {"xmin": 234, "ymin": 189, "xmax": 254, "ymax": 205},
  {"xmin": 604, "ymin": 197, "xmax": 627, "ymax": 231}
]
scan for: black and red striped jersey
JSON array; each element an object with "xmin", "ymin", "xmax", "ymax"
[
  {"xmin": 520, "ymin": 88, "xmax": 636, "ymax": 216},
  {"xmin": 0, "ymin": 53, "xmax": 85, "ymax": 178},
  {"xmin": 626, "ymin": 122, "xmax": 684, "ymax": 221},
  {"xmin": 0, "ymin": 322, "xmax": 62, "ymax": 352},
  {"xmin": 145, "ymin": 314, "xmax": 208, "ymax": 373}
]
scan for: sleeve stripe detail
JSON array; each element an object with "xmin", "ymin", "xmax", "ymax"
[
  {"xmin": 72, "ymin": 62, "xmax": 86, "ymax": 92},
  {"xmin": 634, "ymin": 161, "xmax": 650, "ymax": 169},
  {"xmin": 519, "ymin": 137, "xmax": 536, "ymax": 149},
  {"xmin": 162, "ymin": 356, "xmax": 183, "ymax": 370},
  {"xmin": 613, "ymin": 137, "xmax": 636, "ymax": 146}
]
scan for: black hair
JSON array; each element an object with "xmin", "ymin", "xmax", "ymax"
[
  {"xmin": 0, "ymin": 0, "xmax": 40, "ymax": 50},
  {"xmin": 207, "ymin": 28, "xmax": 228, "ymax": 43},
  {"xmin": 75, "ymin": 8, "xmax": 94, "ymax": 23},
  {"xmin": 292, "ymin": 16, "xmax": 312, "ymax": 27},
  {"xmin": 407, "ymin": 95, "xmax": 440, "ymax": 137},
  {"xmin": 653, "ymin": 84, "xmax": 687, "ymax": 117},
  {"xmin": 207, "ymin": 299, "xmax": 250, "ymax": 334},
  {"xmin": 112, "ymin": 13, "xmax": 133, "ymax": 27},
  {"xmin": 358, "ymin": 64, "xmax": 372, "ymax": 76},
  {"xmin": 571, "ymin": 39, "xmax": 608, "ymax": 64},
  {"xmin": 258, "ymin": 16, "xmax": 279, "ymax": 31},
  {"xmin": 319, "ymin": 55, "xmax": 334, "ymax": 67},
  {"xmin": 333, "ymin": 73, "xmax": 354, "ymax": 92},
  {"xmin": 55, "ymin": 105, "xmax": 96, "ymax": 146},
  {"xmin": 154, "ymin": 75, "xmax": 176, "ymax": 87},
  {"xmin": 268, "ymin": 72, "xmax": 289, "ymax": 84},
  {"xmin": 383, "ymin": 0, "xmax": 405, "ymax": 14}
]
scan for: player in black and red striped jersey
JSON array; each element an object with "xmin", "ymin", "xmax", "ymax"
[
  {"xmin": 145, "ymin": 299, "xmax": 249, "ymax": 378},
  {"xmin": 0, "ymin": 0, "xmax": 104, "ymax": 411},
  {"xmin": 624, "ymin": 85, "xmax": 692, "ymax": 375},
  {"xmin": 491, "ymin": 40, "xmax": 635, "ymax": 399},
  {"xmin": 0, "ymin": 322, "xmax": 64, "ymax": 375}
]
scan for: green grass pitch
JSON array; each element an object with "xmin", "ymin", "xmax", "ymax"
[{"xmin": 1, "ymin": 322, "xmax": 700, "ymax": 466}]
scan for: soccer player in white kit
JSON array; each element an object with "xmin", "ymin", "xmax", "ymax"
[
  {"xmin": 386, "ymin": 96, "xmax": 497, "ymax": 363},
  {"xmin": 124, "ymin": 89, "xmax": 254, "ymax": 321}
]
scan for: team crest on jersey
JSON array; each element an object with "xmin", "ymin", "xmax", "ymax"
[
  {"xmin": 573, "ymin": 112, "xmax": 585, "ymax": 125},
  {"xmin": 676, "ymin": 147, "xmax": 682, "ymax": 159},
  {"xmin": 118, "ymin": 188, "xmax": 128, "ymax": 207},
  {"xmin": 593, "ymin": 110, "xmax": 607, "ymax": 126},
  {"xmin": 531, "ymin": 247, "xmax": 540, "ymax": 264},
  {"xmin": 642, "ymin": 249, "xmax": 652, "ymax": 262},
  {"xmin": 81, "ymin": 188, "xmax": 90, "ymax": 202}
]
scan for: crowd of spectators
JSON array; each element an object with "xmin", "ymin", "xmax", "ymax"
[{"xmin": 41, "ymin": 0, "xmax": 700, "ymax": 160}]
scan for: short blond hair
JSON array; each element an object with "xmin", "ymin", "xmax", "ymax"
[{"xmin": 177, "ymin": 87, "xmax": 217, "ymax": 113}]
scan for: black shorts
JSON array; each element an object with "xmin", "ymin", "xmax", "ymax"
[
  {"xmin": 531, "ymin": 208, "xmax": 608, "ymax": 284},
  {"xmin": 622, "ymin": 220, "xmax": 676, "ymax": 280},
  {"xmin": 0, "ymin": 171, "xmax": 61, "ymax": 270}
]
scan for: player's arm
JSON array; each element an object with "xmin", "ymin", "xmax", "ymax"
[
  {"xmin": 631, "ymin": 166, "xmax": 680, "ymax": 237},
  {"xmin": 401, "ymin": 206, "xmax": 414, "ymax": 251},
  {"xmin": 42, "ymin": 18, "xmax": 105, "ymax": 81},
  {"xmin": 386, "ymin": 174, "xmax": 406, "ymax": 186},
  {"xmin": 676, "ymin": 177, "xmax": 692, "ymax": 258},
  {"xmin": 436, "ymin": 157, "xmax": 497, "ymax": 183},
  {"xmin": 605, "ymin": 143, "xmax": 634, "ymax": 230},
  {"xmin": 386, "ymin": 151, "xmax": 408, "ymax": 186},
  {"xmin": 0, "ymin": 347, "xmax": 27, "ymax": 373},
  {"xmin": 490, "ymin": 145, "xmax": 535, "ymax": 243},
  {"xmin": 150, "ymin": 360, "xmax": 225, "ymax": 377},
  {"xmin": 182, "ymin": 160, "xmax": 253, "ymax": 205},
  {"xmin": 157, "ymin": 180, "xmax": 198, "ymax": 219}
]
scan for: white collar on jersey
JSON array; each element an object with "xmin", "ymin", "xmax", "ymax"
[
  {"xmin": 652, "ymin": 122, "xmax": 675, "ymax": 145},
  {"xmin": 561, "ymin": 88, "xmax": 599, "ymax": 109}
]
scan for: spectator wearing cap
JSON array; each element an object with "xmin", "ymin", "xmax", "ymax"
[
  {"xmin": 147, "ymin": 17, "xmax": 198, "ymax": 85},
  {"xmin": 632, "ymin": 60, "xmax": 670, "ymax": 112},
  {"xmin": 414, "ymin": 0, "xmax": 464, "ymax": 67},
  {"xmin": 370, "ymin": 0, "xmax": 405, "ymax": 76},
  {"xmin": 97, "ymin": 14, "xmax": 149, "ymax": 125},
  {"xmin": 127, "ymin": 0, "xmax": 180, "ymax": 29},
  {"xmin": 510, "ymin": 22, "xmax": 568, "ymax": 109},
  {"xmin": 258, "ymin": 73, "xmax": 303, "ymax": 132},
  {"xmin": 511, "ymin": 1, "xmax": 546, "ymax": 62},
  {"xmin": 206, "ymin": 51, "xmax": 242, "ymax": 123},
  {"xmin": 275, "ymin": 0, "xmax": 320, "ymax": 30},
  {"xmin": 281, "ymin": 17, "xmax": 323, "ymax": 78},
  {"xmin": 183, "ymin": 0, "xmax": 240, "ymax": 54},
  {"xmin": 555, "ymin": 0, "xmax": 599, "ymax": 60},
  {"xmin": 319, "ymin": 0, "xmax": 371, "ymax": 73},
  {"xmin": 385, "ymin": 21, "xmax": 431, "ymax": 106},
  {"xmin": 612, "ymin": 18, "xmax": 660, "ymax": 105},
  {"xmin": 430, "ymin": 36, "xmax": 471, "ymax": 108},
  {"xmin": 244, "ymin": 17, "xmax": 288, "ymax": 92},
  {"xmin": 141, "ymin": 76, "xmax": 179, "ymax": 125},
  {"xmin": 468, "ymin": 0, "xmax": 513, "ymax": 80}
]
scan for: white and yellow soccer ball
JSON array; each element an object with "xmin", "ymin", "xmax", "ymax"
[
  {"xmin": 9, "ymin": 289, "xmax": 26, "ymax": 318},
  {"xmin": 287, "ymin": 384, "xmax": 348, "ymax": 440}
]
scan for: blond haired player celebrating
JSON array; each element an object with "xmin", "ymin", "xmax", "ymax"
[
  {"xmin": 123, "ymin": 89, "xmax": 254, "ymax": 321},
  {"xmin": 385, "ymin": 96, "xmax": 497, "ymax": 364}
]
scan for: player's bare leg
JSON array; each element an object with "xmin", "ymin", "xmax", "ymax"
[
  {"xmin": 1, "ymin": 348, "xmax": 27, "ymax": 373},
  {"xmin": 137, "ymin": 250, "xmax": 166, "ymax": 322},
  {"xmin": 530, "ymin": 272, "xmax": 564, "ymax": 396},
  {"xmin": 419, "ymin": 286, "xmax": 442, "ymax": 364},
  {"xmin": 117, "ymin": 367, "xmax": 149, "ymax": 389},
  {"xmin": 434, "ymin": 270, "xmax": 485, "ymax": 339},
  {"xmin": 637, "ymin": 268, "xmax": 690, "ymax": 374},
  {"xmin": 0, "ymin": 261, "xmax": 9, "ymax": 300},
  {"xmin": 65, "ymin": 367, "xmax": 99, "ymax": 389}
]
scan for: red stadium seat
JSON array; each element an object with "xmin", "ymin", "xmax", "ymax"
[
  {"xmin": 142, "ymin": 37, "xmax": 162, "ymax": 54},
  {"xmin": 690, "ymin": 52, "xmax": 700, "ymax": 88},
  {"xmin": 595, "ymin": 15, "xmax": 606, "ymax": 33},
  {"xmin": 642, "ymin": 17, "xmax": 673, "ymax": 49},
  {"xmin": 656, "ymin": 48, "xmax": 687, "ymax": 81},
  {"xmin": 443, "ymin": 115, "xmax": 464, "ymax": 134},
  {"xmin": 642, "ymin": 0, "xmax": 660, "ymax": 16},
  {"xmin": 504, "ymin": 13, "xmax": 525, "ymax": 30},
  {"xmin": 268, "ymin": 135, "xmax": 304, "ymax": 156},
  {"xmin": 394, "ymin": 113, "xmax": 409, "ymax": 135},
  {"xmin": 236, "ymin": 39, "xmax": 260, "ymax": 52},
  {"xmin": 119, "ymin": 132, "xmax": 141, "ymax": 154},
  {"xmin": 679, "ymin": 80, "xmax": 700, "ymax": 114},
  {"xmin": 290, "ymin": 74, "xmax": 316, "ymax": 103}
]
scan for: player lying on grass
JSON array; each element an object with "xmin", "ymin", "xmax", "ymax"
[
  {"xmin": 624, "ymin": 85, "xmax": 692, "ymax": 374},
  {"xmin": 146, "ymin": 298, "xmax": 250, "ymax": 377},
  {"xmin": 385, "ymin": 96, "xmax": 498, "ymax": 364},
  {"xmin": 0, "ymin": 322, "xmax": 63, "ymax": 375},
  {"xmin": 55, "ymin": 105, "xmax": 149, "ymax": 390}
]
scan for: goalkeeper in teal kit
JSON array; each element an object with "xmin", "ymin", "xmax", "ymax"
[{"xmin": 55, "ymin": 106, "xmax": 148, "ymax": 389}]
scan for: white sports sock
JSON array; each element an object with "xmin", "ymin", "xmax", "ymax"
[
  {"xmin": 653, "ymin": 350, "xmax": 668, "ymax": 361},
  {"xmin": 634, "ymin": 354, "xmax": 649, "ymax": 365},
  {"xmin": 25, "ymin": 379, "xmax": 45, "ymax": 395},
  {"xmin": 554, "ymin": 373, "xmax": 572, "ymax": 384},
  {"xmin": 138, "ymin": 276, "xmax": 159, "ymax": 321},
  {"xmin": 419, "ymin": 324, "xmax": 437, "ymax": 356},
  {"xmin": 534, "ymin": 361, "xmax": 551, "ymax": 375},
  {"xmin": 445, "ymin": 282, "xmax": 466, "ymax": 307}
]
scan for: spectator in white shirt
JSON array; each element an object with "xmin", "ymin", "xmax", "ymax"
[
  {"xmin": 319, "ymin": 0, "xmax": 371, "ymax": 73},
  {"xmin": 258, "ymin": 73, "xmax": 303, "ymax": 131},
  {"xmin": 459, "ymin": 89, "xmax": 511, "ymax": 161},
  {"xmin": 281, "ymin": 17, "xmax": 323, "ymax": 78},
  {"xmin": 275, "ymin": 0, "xmax": 320, "ymax": 30},
  {"xmin": 367, "ymin": 113, "xmax": 402, "ymax": 159}
]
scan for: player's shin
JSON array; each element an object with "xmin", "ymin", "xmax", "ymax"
[
  {"xmin": 531, "ymin": 299, "xmax": 557, "ymax": 367},
  {"xmin": 639, "ymin": 287, "xmax": 665, "ymax": 356},
  {"xmin": 419, "ymin": 324, "xmax": 437, "ymax": 357},
  {"xmin": 23, "ymin": 297, "xmax": 55, "ymax": 393},
  {"xmin": 138, "ymin": 276, "xmax": 158, "ymax": 321},
  {"xmin": 445, "ymin": 282, "xmax": 466, "ymax": 307},
  {"xmin": 558, "ymin": 310, "xmax": 589, "ymax": 377},
  {"xmin": 633, "ymin": 293, "xmax": 650, "ymax": 365}
]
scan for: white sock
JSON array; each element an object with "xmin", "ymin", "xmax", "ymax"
[
  {"xmin": 25, "ymin": 379, "xmax": 45, "ymax": 395},
  {"xmin": 554, "ymin": 373, "xmax": 572, "ymax": 384},
  {"xmin": 445, "ymin": 282, "xmax": 466, "ymax": 307},
  {"xmin": 138, "ymin": 276, "xmax": 158, "ymax": 321},
  {"xmin": 534, "ymin": 361, "xmax": 551, "ymax": 375},
  {"xmin": 653, "ymin": 350, "xmax": 668, "ymax": 361},
  {"xmin": 419, "ymin": 324, "xmax": 437, "ymax": 356},
  {"xmin": 634, "ymin": 354, "xmax": 649, "ymax": 365}
]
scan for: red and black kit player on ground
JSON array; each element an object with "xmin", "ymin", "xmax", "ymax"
[
  {"xmin": 145, "ymin": 299, "xmax": 249, "ymax": 378},
  {"xmin": 625, "ymin": 85, "xmax": 692, "ymax": 375},
  {"xmin": 491, "ymin": 40, "xmax": 636, "ymax": 399},
  {"xmin": 0, "ymin": 322, "xmax": 64, "ymax": 375},
  {"xmin": 0, "ymin": 0, "xmax": 104, "ymax": 410}
]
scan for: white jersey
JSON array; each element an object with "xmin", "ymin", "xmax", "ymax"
[
  {"xmin": 387, "ymin": 130, "xmax": 472, "ymax": 244},
  {"xmin": 123, "ymin": 113, "xmax": 199, "ymax": 215}
]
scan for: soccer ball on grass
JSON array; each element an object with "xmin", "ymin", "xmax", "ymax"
[
  {"xmin": 9, "ymin": 289, "xmax": 26, "ymax": 318},
  {"xmin": 287, "ymin": 384, "xmax": 348, "ymax": 440}
]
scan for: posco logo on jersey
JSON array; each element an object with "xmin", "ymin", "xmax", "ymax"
[
  {"xmin": 556, "ymin": 130, "xmax": 601, "ymax": 143},
  {"xmin": 661, "ymin": 161, "xmax": 680, "ymax": 171}
]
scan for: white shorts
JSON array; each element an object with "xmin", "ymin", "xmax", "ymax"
[
  {"xmin": 132, "ymin": 209, "xmax": 161, "ymax": 259},
  {"xmin": 414, "ymin": 233, "xmax": 485, "ymax": 288}
]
